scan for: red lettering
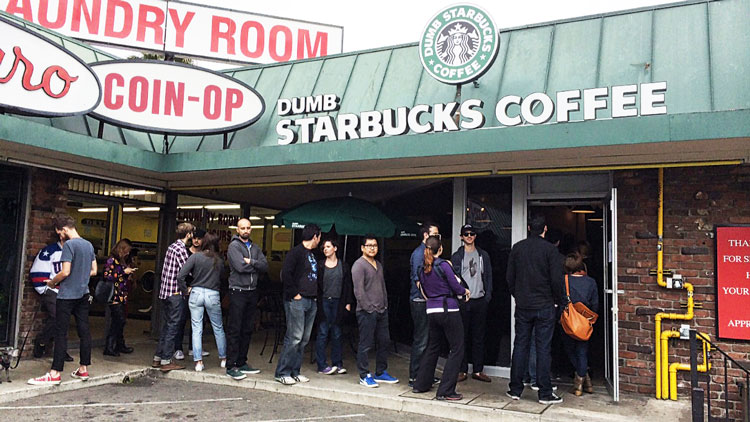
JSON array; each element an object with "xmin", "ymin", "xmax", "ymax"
[
  {"xmin": 150, "ymin": 79, "xmax": 161, "ymax": 114},
  {"xmin": 136, "ymin": 4, "xmax": 164, "ymax": 44},
  {"xmin": 0, "ymin": 46, "xmax": 78, "ymax": 98},
  {"xmin": 297, "ymin": 29, "xmax": 328, "ymax": 59},
  {"xmin": 71, "ymin": 0, "xmax": 101, "ymax": 34},
  {"xmin": 128, "ymin": 76, "xmax": 148, "ymax": 112},
  {"xmin": 224, "ymin": 88, "xmax": 242, "ymax": 121},
  {"xmin": 168, "ymin": 9, "xmax": 194, "ymax": 48},
  {"xmin": 104, "ymin": 0, "xmax": 133, "ymax": 39},
  {"xmin": 203, "ymin": 85, "xmax": 221, "ymax": 120},
  {"xmin": 103, "ymin": 72, "xmax": 124, "ymax": 109},
  {"xmin": 269, "ymin": 25, "xmax": 292, "ymax": 62},
  {"xmin": 39, "ymin": 0, "xmax": 67, "ymax": 29},
  {"xmin": 239, "ymin": 21, "xmax": 263, "ymax": 59},
  {"xmin": 5, "ymin": 0, "xmax": 32, "ymax": 21},
  {"xmin": 210, "ymin": 16, "xmax": 235, "ymax": 54},
  {"xmin": 165, "ymin": 81, "xmax": 184, "ymax": 116}
]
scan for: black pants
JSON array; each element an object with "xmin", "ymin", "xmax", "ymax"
[
  {"xmin": 105, "ymin": 303, "xmax": 126, "ymax": 352},
  {"xmin": 460, "ymin": 298, "xmax": 488, "ymax": 373},
  {"xmin": 356, "ymin": 310, "xmax": 390, "ymax": 378},
  {"xmin": 36, "ymin": 289, "xmax": 58, "ymax": 346},
  {"xmin": 52, "ymin": 295, "xmax": 91, "ymax": 372},
  {"xmin": 155, "ymin": 295, "xmax": 184, "ymax": 362},
  {"xmin": 414, "ymin": 311, "xmax": 464, "ymax": 397},
  {"xmin": 225, "ymin": 289, "xmax": 258, "ymax": 368},
  {"xmin": 174, "ymin": 296, "xmax": 189, "ymax": 352}
]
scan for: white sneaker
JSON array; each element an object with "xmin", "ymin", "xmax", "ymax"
[
  {"xmin": 336, "ymin": 367, "xmax": 347, "ymax": 374},
  {"xmin": 173, "ymin": 350, "xmax": 185, "ymax": 360},
  {"xmin": 293, "ymin": 374, "xmax": 310, "ymax": 383},
  {"xmin": 195, "ymin": 362, "xmax": 204, "ymax": 372},
  {"xmin": 275, "ymin": 376, "xmax": 296, "ymax": 385},
  {"xmin": 189, "ymin": 350, "xmax": 210, "ymax": 357},
  {"xmin": 220, "ymin": 359, "xmax": 226, "ymax": 368}
]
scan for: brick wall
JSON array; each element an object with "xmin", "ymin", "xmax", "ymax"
[
  {"xmin": 18, "ymin": 168, "xmax": 69, "ymax": 356},
  {"xmin": 616, "ymin": 166, "xmax": 750, "ymax": 419}
]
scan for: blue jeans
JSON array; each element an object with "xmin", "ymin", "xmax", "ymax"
[
  {"xmin": 509, "ymin": 306, "xmax": 556, "ymax": 399},
  {"xmin": 188, "ymin": 287, "xmax": 226, "ymax": 361},
  {"xmin": 155, "ymin": 294, "xmax": 185, "ymax": 364},
  {"xmin": 563, "ymin": 333, "xmax": 590, "ymax": 377},
  {"xmin": 315, "ymin": 298, "xmax": 343, "ymax": 371},
  {"xmin": 275, "ymin": 297, "xmax": 317, "ymax": 377},
  {"xmin": 525, "ymin": 327, "xmax": 537, "ymax": 383}
]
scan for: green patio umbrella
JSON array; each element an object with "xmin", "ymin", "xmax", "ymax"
[{"xmin": 274, "ymin": 196, "xmax": 397, "ymax": 238}]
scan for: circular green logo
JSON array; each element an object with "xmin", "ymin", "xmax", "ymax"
[{"xmin": 419, "ymin": 4, "xmax": 500, "ymax": 85}]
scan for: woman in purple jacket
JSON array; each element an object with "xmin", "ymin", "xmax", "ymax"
[{"xmin": 412, "ymin": 235, "xmax": 471, "ymax": 400}]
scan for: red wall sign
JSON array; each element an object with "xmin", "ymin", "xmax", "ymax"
[
  {"xmin": 0, "ymin": 15, "xmax": 101, "ymax": 116},
  {"xmin": 715, "ymin": 225, "xmax": 750, "ymax": 340},
  {"xmin": 90, "ymin": 60, "xmax": 265, "ymax": 134}
]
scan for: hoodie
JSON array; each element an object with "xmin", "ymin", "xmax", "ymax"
[{"xmin": 227, "ymin": 235, "xmax": 268, "ymax": 290}]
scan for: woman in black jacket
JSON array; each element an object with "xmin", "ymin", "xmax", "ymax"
[{"xmin": 315, "ymin": 239, "xmax": 354, "ymax": 375}]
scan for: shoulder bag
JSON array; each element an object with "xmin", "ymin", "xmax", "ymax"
[{"xmin": 559, "ymin": 274, "xmax": 598, "ymax": 341}]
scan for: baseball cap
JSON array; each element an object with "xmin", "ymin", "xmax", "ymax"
[
  {"xmin": 193, "ymin": 228, "xmax": 207, "ymax": 238},
  {"xmin": 460, "ymin": 224, "xmax": 475, "ymax": 235}
]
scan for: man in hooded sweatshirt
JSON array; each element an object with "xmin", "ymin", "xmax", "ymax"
[{"xmin": 225, "ymin": 218, "xmax": 268, "ymax": 380}]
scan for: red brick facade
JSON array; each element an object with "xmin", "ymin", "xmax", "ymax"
[
  {"xmin": 616, "ymin": 166, "xmax": 750, "ymax": 419},
  {"xmin": 18, "ymin": 168, "xmax": 69, "ymax": 356}
]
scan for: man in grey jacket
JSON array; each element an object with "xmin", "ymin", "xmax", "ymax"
[{"xmin": 225, "ymin": 218, "xmax": 268, "ymax": 380}]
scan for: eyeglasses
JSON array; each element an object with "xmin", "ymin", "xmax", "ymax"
[
  {"xmin": 462, "ymin": 232, "xmax": 476, "ymax": 236},
  {"xmin": 363, "ymin": 244, "xmax": 378, "ymax": 249}
]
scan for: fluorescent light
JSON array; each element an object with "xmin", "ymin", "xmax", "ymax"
[
  {"xmin": 78, "ymin": 208, "xmax": 108, "ymax": 212},
  {"xmin": 177, "ymin": 205, "xmax": 203, "ymax": 209},
  {"xmin": 251, "ymin": 225, "xmax": 264, "ymax": 229},
  {"xmin": 228, "ymin": 225, "xmax": 237, "ymax": 229},
  {"xmin": 124, "ymin": 207, "xmax": 160, "ymax": 212},
  {"xmin": 249, "ymin": 216, "xmax": 261, "ymax": 220},
  {"xmin": 123, "ymin": 207, "xmax": 138, "ymax": 212},
  {"xmin": 265, "ymin": 216, "xmax": 275, "ymax": 220},
  {"xmin": 272, "ymin": 225, "xmax": 279, "ymax": 228},
  {"xmin": 111, "ymin": 190, "xmax": 153, "ymax": 196},
  {"xmin": 204, "ymin": 204, "xmax": 240, "ymax": 210}
]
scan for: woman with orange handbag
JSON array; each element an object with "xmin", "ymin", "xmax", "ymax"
[{"xmin": 562, "ymin": 252, "xmax": 599, "ymax": 396}]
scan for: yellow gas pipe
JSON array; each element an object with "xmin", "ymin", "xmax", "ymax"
[
  {"xmin": 669, "ymin": 333, "xmax": 711, "ymax": 401},
  {"xmin": 658, "ymin": 283, "xmax": 695, "ymax": 399}
]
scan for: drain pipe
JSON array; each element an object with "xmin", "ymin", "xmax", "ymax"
[
  {"xmin": 668, "ymin": 333, "xmax": 711, "ymax": 401},
  {"xmin": 655, "ymin": 167, "xmax": 667, "ymax": 398}
]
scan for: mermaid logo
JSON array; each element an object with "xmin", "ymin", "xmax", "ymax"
[{"xmin": 419, "ymin": 4, "xmax": 499, "ymax": 84}]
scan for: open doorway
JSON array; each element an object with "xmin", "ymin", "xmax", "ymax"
[{"xmin": 528, "ymin": 201, "xmax": 607, "ymax": 387}]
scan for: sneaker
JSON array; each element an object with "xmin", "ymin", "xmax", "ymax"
[
  {"xmin": 293, "ymin": 374, "xmax": 310, "ymax": 383},
  {"xmin": 189, "ymin": 350, "xmax": 210, "ymax": 357},
  {"xmin": 336, "ymin": 367, "xmax": 347, "ymax": 374},
  {"xmin": 28, "ymin": 372, "xmax": 61, "ymax": 386},
  {"xmin": 220, "ymin": 359, "xmax": 226, "ymax": 368},
  {"xmin": 505, "ymin": 391, "xmax": 520, "ymax": 400},
  {"xmin": 539, "ymin": 393, "xmax": 563, "ymax": 404},
  {"xmin": 238, "ymin": 364, "xmax": 261, "ymax": 374},
  {"xmin": 432, "ymin": 377, "xmax": 441, "ymax": 386},
  {"xmin": 226, "ymin": 368, "xmax": 247, "ymax": 380},
  {"xmin": 173, "ymin": 350, "xmax": 185, "ymax": 360},
  {"xmin": 275, "ymin": 375, "xmax": 296, "ymax": 385},
  {"xmin": 373, "ymin": 371, "xmax": 398, "ymax": 384},
  {"xmin": 195, "ymin": 362, "xmax": 204, "ymax": 372},
  {"xmin": 64, "ymin": 353, "xmax": 74, "ymax": 362},
  {"xmin": 359, "ymin": 374, "xmax": 378, "ymax": 388},
  {"xmin": 436, "ymin": 393, "xmax": 463, "ymax": 401},
  {"xmin": 531, "ymin": 383, "xmax": 558, "ymax": 391},
  {"xmin": 71, "ymin": 368, "xmax": 89, "ymax": 381},
  {"xmin": 408, "ymin": 378, "xmax": 415, "ymax": 388},
  {"xmin": 319, "ymin": 366, "xmax": 337, "ymax": 375},
  {"xmin": 151, "ymin": 359, "xmax": 162, "ymax": 368}
]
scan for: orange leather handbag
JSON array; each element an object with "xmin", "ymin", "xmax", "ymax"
[{"xmin": 559, "ymin": 275, "xmax": 598, "ymax": 341}]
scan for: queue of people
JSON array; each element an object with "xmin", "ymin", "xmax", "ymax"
[{"xmin": 26, "ymin": 213, "xmax": 598, "ymax": 406}]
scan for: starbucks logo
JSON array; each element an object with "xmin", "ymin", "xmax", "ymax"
[{"xmin": 419, "ymin": 4, "xmax": 499, "ymax": 84}]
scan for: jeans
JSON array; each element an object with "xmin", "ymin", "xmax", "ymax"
[
  {"xmin": 189, "ymin": 287, "xmax": 227, "ymax": 362},
  {"xmin": 225, "ymin": 289, "xmax": 258, "ymax": 368},
  {"xmin": 356, "ymin": 310, "xmax": 390, "ymax": 379},
  {"xmin": 155, "ymin": 294, "xmax": 185, "ymax": 364},
  {"xmin": 563, "ymin": 333, "xmax": 590, "ymax": 377},
  {"xmin": 414, "ymin": 311, "xmax": 464, "ymax": 397},
  {"xmin": 409, "ymin": 300, "xmax": 428, "ymax": 380},
  {"xmin": 275, "ymin": 297, "xmax": 316, "ymax": 377},
  {"xmin": 509, "ymin": 306, "xmax": 556, "ymax": 399},
  {"xmin": 52, "ymin": 295, "xmax": 91, "ymax": 371},
  {"xmin": 36, "ymin": 289, "xmax": 58, "ymax": 346},
  {"xmin": 174, "ymin": 296, "xmax": 189, "ymax": 352},
  {"xmin": 460, "ymin": 298, "xmax": 488, "ymax": 373},
  {"xmin": 525, "ymin": 327, "xmax": 537, "ymax": 383},
  {"xmin": 315, "ymin": 298, "xmax": 343, "ymax": 371}
]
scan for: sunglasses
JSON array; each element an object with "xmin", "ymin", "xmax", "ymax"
[{"xmin": 462, "ymin": 232, "xmax": 477, "ymax": 236}]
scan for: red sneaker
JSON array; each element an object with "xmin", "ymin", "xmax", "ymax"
[
  {"xmin": 27, "ymin": 372, "xmax": 62, "ymax": 385},
  {"xmin": 71, "ymin": 368, "xmax": 89, "ymax": 381}
]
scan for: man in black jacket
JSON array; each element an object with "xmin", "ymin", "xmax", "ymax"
[
  {"xmin": 225, "ymin": 218, "xmax": 268, "ymax": 380},
  {"xmin": 451, "ymin": 224, "xmax": 492, "ymax": 383},
  {"xmin": 506, "ymin": 214, "xmax": 565, "ymax": 405}
]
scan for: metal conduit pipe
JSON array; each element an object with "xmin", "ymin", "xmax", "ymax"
[
  {"xmin": 656, "ymin": 282, "xmax": 695, "ymax": 399},
  {"xmin": 668, "ymin": 333, "xmax": 711, "ymax": 401},
  {"xmin": 660, "ymin": 329, "xmax": 681, "ymax": 399},
  {"xmin": 655, "ymin": 167, "xmax": 667, "ymax": 399}
]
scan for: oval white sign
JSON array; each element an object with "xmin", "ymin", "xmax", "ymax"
[
  {"xmin": 0, "ymin": 16, "xmax": 101, "ymax": 117},
  {"xmin": 90, "ymin": 60, "xmax": 265, "ymax": 135}
]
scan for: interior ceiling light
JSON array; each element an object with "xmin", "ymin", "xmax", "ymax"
[
  {"xmin": 249, "ymin": 216, "xmax": 261, "ymax": 220},
  {"xmin": 78, "ymin": 207, "xmax": 108, "ymax": 212},
  {"xmin": 177, "ymin": 205, "xmax": 204, "ymax": 209},
  {"xmin": 204, "ymin": 204, "xmax": 240, "ymax": 210},
  {"xmin": 570, "ymin": 205, "xmax": 596, "ymax": 214},
  {"xmin": 251, "ymin": 225, "xmax": 264, "ymax": 229},
  {"xmin": 265, "ymin": 216, "xmax": 275, "ymax": 220}
]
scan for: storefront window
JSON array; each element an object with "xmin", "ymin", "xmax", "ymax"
[
  {"xmin": 466, "ymin": 177, "xmax": 512, "ymax": 367},
  {"xmin": 0, "ymin": 166, "xmax": 25, "ymax": 344}
]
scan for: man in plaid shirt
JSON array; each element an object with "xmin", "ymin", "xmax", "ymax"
[{"xmin": 153, "ymin": 222, "xmax": 194, "ymax": 371}]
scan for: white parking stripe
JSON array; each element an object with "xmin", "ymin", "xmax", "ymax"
[
  {"xmin": 248, "ymin": 415, "xmax": 366, "ymax": 422},
  {"xmin": 0, "ymin": 397, "xmax": 243, "ymax": 409}
]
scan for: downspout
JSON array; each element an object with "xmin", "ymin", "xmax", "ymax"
[{"xmin": 668, "ymin": 333, "xmax": 711, "ymax": 400}]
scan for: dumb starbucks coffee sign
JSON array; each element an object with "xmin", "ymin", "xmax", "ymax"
[{"xmin": 419, "ymin": 4, "xmax": 499, "ymax": 85}]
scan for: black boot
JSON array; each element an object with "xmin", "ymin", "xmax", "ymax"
[
  {"xmin": 117, "ymin": 339, "xmax": 134, "ymax": 354},
  {"xmin": 103, "ymin": 336, "xmax": 120, "ymax": 356}
]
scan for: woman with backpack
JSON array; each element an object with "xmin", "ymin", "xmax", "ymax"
[
  {"xmin": 412, "ymin": 235, "xmax": 471, "ymax": 401},
  {"xmin": 177, "ymin": 232, "xmax": 227, "ymax": 371}
]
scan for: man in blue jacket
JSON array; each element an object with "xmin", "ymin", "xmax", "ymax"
[
  {"xmin": 451, "ymin": 224, "xmax": 492, "ymax": 383},
  {"xmin": 408, "ymin": 222, "xmax": 439, "ymax": 387}
]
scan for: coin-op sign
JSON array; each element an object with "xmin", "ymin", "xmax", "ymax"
[{"xmin": 90, "ymin": 60, "xmax": 265, "ymax": 134}]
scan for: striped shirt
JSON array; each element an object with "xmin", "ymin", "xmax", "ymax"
[{"xmin": 159, "ymin": 240, "xmax": 189, "ymax": 299}]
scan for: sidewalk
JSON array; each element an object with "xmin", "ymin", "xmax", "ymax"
[{"xmin": 0, "ymin": 318, "xmax": 691, "ymax": 421}]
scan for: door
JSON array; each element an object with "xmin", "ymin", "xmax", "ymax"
[{"xmin": 603, "ymin": 188, "xmax": 620, "ymax": 401}]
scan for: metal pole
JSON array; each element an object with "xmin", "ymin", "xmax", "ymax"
[{"xmin": 690, "ymin": 330, "xmax": 704, "ymax": 422}]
